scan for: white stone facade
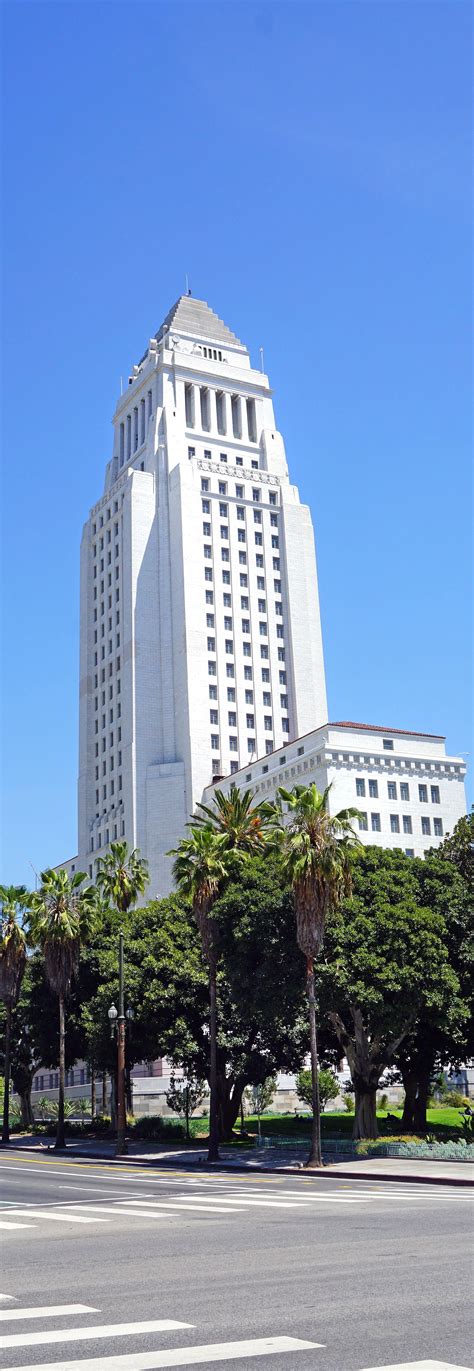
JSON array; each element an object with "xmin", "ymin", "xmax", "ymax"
[
  {"xmin": 76, "ymin": 297, "xmax": 327, "ymax": 896},
  {"xmin": 202, "ymin": 721, "xmax": 467, "ymax": 858}
]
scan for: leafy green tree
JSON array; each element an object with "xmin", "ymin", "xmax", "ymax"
[
  {"xmin": 170, "ymin": 826, "xmax": 229, "ymax": 1162},
  {"xmin": 0, "ymin": 885, "xmax": 29, "ymax": 1142},
  {"xmin": 272, "ymin": 783, "xmax": 359, "ymax": 1166},
  {"xmin": 433, "ymin": 812, "xmax": 474, "ymax": 883},
  {"xmin": 166, "ymin": 1073, "xmax": 206, "ymax": 1139},
  {"xmin": 96, "ymin": 842, "xmax": 149, "ymax": 916},
  {"xmin": 318, "ymin": 848, "xmax": 461, "ymax": 1139},
  {"xmin": 296, "ymin": 1067, "xmax": 339, "ymax": 1112},
  {"xmin": 193, "ymin": 783, "xmax": 273, "ymax": 853},
  {"xmin": 243, "ymin": 1075, "xmax": 278, "ymax": 1118},
  {"xmin": 28, "ymin": 869, "xmax": 95, "ymax": 1149}
]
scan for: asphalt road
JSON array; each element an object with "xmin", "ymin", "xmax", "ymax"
[{"xmin": 0, "ymin": 1149, "xmax": 472, "ymax": 1371}]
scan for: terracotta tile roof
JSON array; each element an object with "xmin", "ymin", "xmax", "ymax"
[{"xmin": 330, "ymin": 721, "xmax": 445, "ymax": 740}]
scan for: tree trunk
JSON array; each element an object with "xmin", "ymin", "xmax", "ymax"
[
  {"xmin": 19, "ymin": 1087, "xmax": 34, "ymax": 1128},
  {"xmin": 207, "ymin": 963, "xmax": 220, "ymax": 1162},
  {"xmin": 414, "ymin": 1068, "xmax": 431, "ymax": 1134},
  {"xmin": 306, "ymin": 958, "xmax": 323, "ymax": 1167},
  {"xmin": 90, "ymin": 1068, "xmax": 96, "ymax": 1120},
  {"xmin": 110, "ymin": 1073, "xmax": 117, "ymax": 1130},
  {"xmin": 55, "ymin": 995, "xmax": 66, "ymax": 1149},
  {"xmin": 401, "ymin": 1070, "xmax": 417, "ymax": 1130},
  {"xmin": 102, "ymin": 1072, "xmax": 107, "ymax": 1113},
  {"xmin": 2, "ymin": 1005, "xmax": 12, "ymax": 1144},
  {"xmin": 353, "ymin": 1086, "xmax": 378, "ymax": 1140},
  {"xmin": 216, "ymin": 1072, "xmax": 246, "ymax": 1142},
  {"xmin": 125, "ymin": 1065, "xmax": 133, "ymax": 1116},
  {"xmin": 185, "ymin": 1088, "xmax": 190, "ymax": 1142}
]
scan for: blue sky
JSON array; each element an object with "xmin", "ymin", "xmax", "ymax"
[{"xmin": 2, "ymin": 1, "xmax": 472, "ymax": 884}]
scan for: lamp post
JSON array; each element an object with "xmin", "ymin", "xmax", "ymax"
[{"xmin": 107, "ymin": 931, "xmax": 127, "ymax": 1156}]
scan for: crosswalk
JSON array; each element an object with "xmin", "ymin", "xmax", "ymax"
[
  {"xmin": 0, "ymin": 1179, "xmax": 471, "ymax": 1237},
  {"xmin": 0, "ymin": 1297, "xmax": 471, "ymax": 1370},
  {"xmin": 0, "ymin": 1298, "xmax": 321, "ymax": 1370}
]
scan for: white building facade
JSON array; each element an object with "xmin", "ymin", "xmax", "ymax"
[
  {"xmin": 202, "ymin": 721, "xmax": 467, "ymax": 858},
  {"xmin": 77, "ymin": 297, "xmax": 327, "ymax": 895}
]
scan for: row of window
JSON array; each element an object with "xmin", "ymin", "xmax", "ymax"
[
  {"xmin": 185, "ymin": 385, "xmax": 257, "ymax": 442},
  {"xmin": 356, "ymin": 778, "xmax": 441, "ymax": 803},
  {"xmin": 209, "ymin": 695, "xmax": 287, "ymax": 722},
  {"xmin": 209, "ymin": 669, "xmax": 286, "ymax": 699},
  {"xmin": 190, "ymin": 446, "xmax": 260, "ymax": 471},
  {"xmin": 359, "ymin": 812, "xmax": 443, "ymax": 837},
  {"xmin": 92, "ymin": 498, "xmax": 122, "ymax": 536},
  {"xmin": 201, "ymin": 477, "xmax": 277, "ymax": 505},
  {"xmin": 33, "ymin": 1067, "xmax": 90, "ymax": 1091},
  {"xmin": 118, "ymin": 392, "xmax": 153, "ymax": 463}
]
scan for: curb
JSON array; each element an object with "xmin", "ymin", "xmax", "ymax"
[{"xmin": 3, "ymin": 1141, "xmax": 473, "ymax": 1187}]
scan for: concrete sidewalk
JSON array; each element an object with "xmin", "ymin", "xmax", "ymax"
[{"xmin": 3, "ymin": 1134, "xmax": 473, "ymax": 1186}]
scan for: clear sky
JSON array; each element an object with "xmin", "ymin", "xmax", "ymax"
[{"xmin": 1, "ymin": 1, "xmax": 472, "ymax": 885}]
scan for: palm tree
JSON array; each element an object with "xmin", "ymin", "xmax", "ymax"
[
  {"xmin": 0, "ymin": 886, "xmax": 28, "ymax": 1144},
  {"xmin": 275, "ymin": 783, "xmax": 360, "ymax": 1167},
  {"xmin": 170, "ymin": 826, "xmax": 229, "ymax": 1163},
  {"xmin": 95, "ymin": 841, "xmax": 149, "ymax": 916},
  {"xmin": 193, "ymin": 784, "xmax": 273, "ymax": 854},
  {"xmin": 28, "ymin": 869, "xmax": 95, "ymax": 1149}
]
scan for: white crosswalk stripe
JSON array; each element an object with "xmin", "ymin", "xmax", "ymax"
[
  {"xmin": 0, "ymin": 1305, "xmax": 99, "ymax": 1321},
  {"xmin": 2, "ymin": 1209, "xmax": 110, "ymax": 1224},
  {"xmin": 0, "ymin": 1318, "xmax": 193, "ymax": 1350},
  {"xmin": 1, "ymin": 1334, "xmax": 322, "ymax": 1370}
]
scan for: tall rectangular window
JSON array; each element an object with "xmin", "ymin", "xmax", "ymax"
[
  {"xmin": 400, "ymin": 782, "xmax": 410, "ymax": 801},
  {"xmin": 231, "ymin": 394, "xmax": 241, "ymax": 438},
  {"xmin": 431, "ymin": 785, "xmax": 440, "ymax": 804},
  {"xmin": 185, "ymin": 383, "xmax": 195, "ymax": 427},
  {"xmin": 140, "ymin": 398, "xmax": 145, "ymax": 443},
  {"xmin": 388, "ymin": 781, "xmax": 397, "ymax": 800},
  {"xmin": 371, "ymin": 813, "xmax": 381, "ymax": 832},
  {"xmin": 418, "ymin": 784, "xmax": 428, "ymax": 803},
  {"xmin": 216, "ymin": 391, "xmax": 226, "ymax": 435},
  {"xmin": 200, "ymin": 387, "xmax": 211, "ymax": 431},
  {"xmin": 358, "ymin": 813, "xmax": 368, "ymax": 831},
  {"xmin": 390, "ymin": 815, "xmax": 400, "ymax": 833},
  {"xmin": 421, "ymin": 817, "xmax": 431, "ymax": 836},
  {"xmin": 246, "ymin": 398, "xmax": 257, "ymax": 442},
  {"xmin": 403, "ymin": 816, "xmax": 412, "ymax": 834},
  {"xmin": 369, "ymin": 779, "xmax": 378, "ymax": 798},
  {"xmin": 133, "ymin": 407, "xmax": 138, "ymax": 450},
  {"xmin": 434, "ymin": 817, "xmax": 443, "ymax": 837},
  {"xmin": 119, "ymin": 423, "xmax": 125, "ymax": 465},
  {"xmin": 356, "ymin": 778, "xmax": 366, "ymax": 797},
  {"xmin": 126, "ymin": 414, "xmax": 131, "ymax": 458}
]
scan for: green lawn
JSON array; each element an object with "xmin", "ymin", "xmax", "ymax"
[{"xmin": 240, "ymin": 1106, "xmax": 466, "ymax": 1141}]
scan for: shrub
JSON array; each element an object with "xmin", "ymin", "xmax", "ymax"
[
  {"xmin": 344, "ymin": 1093, "xmax": 355, "ymax": 1113},
  {"xmin": 296, "ymin": 1068, "xmax": 339, "ymax": 1112},
  {"xmin": 377, "ymin": 1093, "xmax": 388, "ymax": 1112},
  {"xmin": 130, "ymin": 1115, "xmax": 186, "ymax": 1141}
]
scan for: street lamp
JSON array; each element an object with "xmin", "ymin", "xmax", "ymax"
[{"xmin": 108, "ymin": 932, "xmax": 127, "ymax": 1156}]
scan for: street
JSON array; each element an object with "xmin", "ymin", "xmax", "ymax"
[{"xmin": 0, "ymin": 1150, "xmax": 472, "ymax": 1371}]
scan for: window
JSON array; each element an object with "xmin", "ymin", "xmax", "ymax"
[
  {"xmin": 205, "ymin": 567, "xmax": 213, "ymax": 582},
  {"xmin": 246, "ymin": 398, "xmax": 257, "ymax": 441},
  {"xmin": 275, "ymin": 602, "xmax": 283, "ymax": 616},
  {"xmin": 273, "ymin": 558, "xmax": 280, "ymax": 571},
  {"xmin": 269, "ymin": 491, "xmax": 277, "ymax": 505},
  {"xmin": 223, "ymin": 593, "xmax": 231, "ymax": 607},
  {"xmin": 239, "ymin": 552, "xmax": 247, "ymax": 565},
  {"xmin": 431, "ymin": 785, "xmax": 440, "ymax": 803},
  {"xmin": 270, "ymin": 513, "xmax": 278, "ymax": 528},
  {"xmin": 228, "ymin": 711, "xmax": 237, "ymax": 726},
  {"xmin": 383, "ymin": 739, "xmax": 394, "ymax": 751},
  {"xmin": 241, "ymin": 595, "xmax": 249, "ymax": 610},
  {"xmin": 211, "ymin": 735, "xmax": 220, "ymax": 752},
  {"xmin": 210, "ymin": 709, "xmax": 218, "ymax": 725},
  {"xmin": 253, "ymin": 509, "xmax": 262, "ymax": 524},
  {"xmin": 200, "ymin": 387, "xmax": 210, "ymax": 431},
  {"xmin": 236, "ymin": 456, "xmax": 243, "ymax": 466},
  {"xmin": 188, "ymin": 446, "xmax": 196, "ymax": 460},
  {"xmin": 247, "ymin": 738, "xmax": 256, "ymax": 752},
  {"xmin": 256, "ymin": 554, "xmax": 264, "ymax": 568},
  {"xmin": 418, "ymin": 784, "xmax": 428, "ymax": 803},
  {"xmin": 231, "ymin": 394, "xmax": 241, "ymax": 438},
  {"xmin": 246, "ymin": 713, "xmax": 255, "ymax": 729},
  {"xmin": 225, "ymin": 639, "xmax": 234, "ymax": 654},
  {"xmin": 405, "ymin": 849, "xmax": 415, "ymax": 858},
  {"xmin": 371, "ymin": 813, "xmax": 381, "ymax": 831},
  {"xmin": 219, "ymin": 502, "xmax": 228, "ymax": 517},
  {"xmin": 201, "ymin": 477, "xmax": 209, "ymax": 492},
  {"xmin": 421, "ymin": 817, "xmax": 431, "ymax": 836},
  {"xmin": 230, "ymin": 761, "xmax": 239, "ymax": 773},
  {"xmin": 229, "ymin": 736, "xmax": 238, "ymax": 751},
  {"xmin": 259, "ymin": 621, "xmax": 267, "ymax": 636},
  {"xmin": 277, "ymin": 648, "xmax": 285, "ymax": 661},
  {"xmin": 205, "ymin": 590, "xmax": 214, "ymax": 605},
  {"xmin": 262, "ymin": 668, "xmax": 270, "ymax": 683},
  {"xmin": 218, "ymin": 481, "xmax": 227, "ymax": 495},
  {"xmin": 224, "ymin": 616, "xmax": 233, "ymax": 631},
  {"xmin": 240, "ymin": 573, "xmax": 248, "ymax": 587},
  {"xmin": 282, "ymin": 718, "xmax": 290, "ymax": 732},
  {"xmin": 369, "ymin": 779, "xmax": 378, "ymax": 798},
  {"xmin": 257, "ymin": 576, "xmax": 265, "ymax": 590},
  {"xmin": 280, "ymin": 694, "xmax": 288, "ymax": 709},
  {"xmin": 208, "ymin": 661, "xmax": 216, "ymax": 676},
  {"xmin": 221, "ymin": 547, "xmax": 230, "ymax": 562},
  {"xmin": 235, "ymin": 485, "xmax": 244, "ymax": 499},
  {"xmin": 203, "ymin": 522, "xmax": 211, "ymax": 536},
  {"xmin": 358, "ymin": 813, "xmax": 368, "ymax": 831},
  {"xmin": 237, "ymin": 507, "xmax": 245, "ymax": 521},
  {"xmin": 238, "ymin": 529, "xmax": 246, "ymax": 543},
  {"xmin": 243, "ymin": 640, "xmax": 251, "ymax": 655},
  {"xmin": 216, "ymin": 391, "xmax": 226, "ymax": 435},
  {"xmin": 400, "ymin": 782, "xmax": 410, "ymax": 801},
  {"xmin": 434, "ymin": 817, "xmax": 443, "ymax": 837},
  {"xmin": 222, "ymin": 570, "xmax": 230, "ymax": 583},
  {"xmin": 226, "ymin": 663, "xmax": 235, "ymax": 678},
  {"xmin": 244, "ymin": 666, "xmax": 252, "ymax": 680},
  {"xmin": 271, "ymin": 536, "xmax": 279, "ymax": 549},
  {"xmin": 390, "ymin": 815, "xmax": 400, "ymax": 833},
  {"xmin": 264, "ymin": 716, "xmax": 272, "ymax": 731},
  {"xmin": 356, "ymin": 778, "xmax": 366, "ymax": 797},
  {"xmin": 255, "ymin": 532, "xmax": 263, "ymax": 546},
  {"xmin": 185, "ymin": 383, "xmax": 195, "ymax": 427},
  {"xmin": 261, "ymin": 645, "xmax": 269, "ymax": 659},
  {"xmin": 252, "ymin": 488, "xmax": 260, "ymax": 503},
  {"xmin": 403, "ymin": 816, "xmax": 412, "ymax": 834},
  {"xmin": 263, "ymin": 691, "xmax": 271, "ymax": 706},
  {"xmin": 207, "ymin": 637, "xmax": 215, "ymax": 652},
  {"xmin": 209, "ymin": 685, "xmax": 217, "ymax": 700},
  {"xmin": 204, "ymin": 545, "xmax": 212, "ymax": 560},
  {"xmin": 242, "ymin": 619, "xmax": 250, "ymax": 633},
  {"xmin": 245, "ymin": 689, "xmax": 254, "ymax": 704},
  {"xmin": 258, "ymin": 598, "xmax": 266, "ymax": 613}
]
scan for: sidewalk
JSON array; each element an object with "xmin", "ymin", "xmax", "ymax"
[{"xmin": 3, "ymin": 1134, "xmax": 473, "ymax": 1186}]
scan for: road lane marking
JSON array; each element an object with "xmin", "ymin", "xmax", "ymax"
[
  {"xmin": 115, "ymin": 1201, "xmax": 244, "ymax": 1213},
  {"xmin": 360, "ymin": 1361, "xmax": 474, "ymax": 1370},
  {"xmin": 0, "ymin": 1221, "xmax": 36, "ymax": 1230},
  {"xmin": 3, "ymin": 1210, "xmax": 110, "ymax": 1224},
  {"xmin": 56, "ymin": 1205, "xmax": 178, "ymax": 1220},
  {"xmin": 0, "ymin": 1305, "xmax": 99, "ymax": 1322},
  {"xmin": 1, "ymin": 1334, "xmax": 323, "ymax": 1369},
  {"xmin": 0, "ymin": 1318, "xmax": 194, "ymax": 1350}
]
